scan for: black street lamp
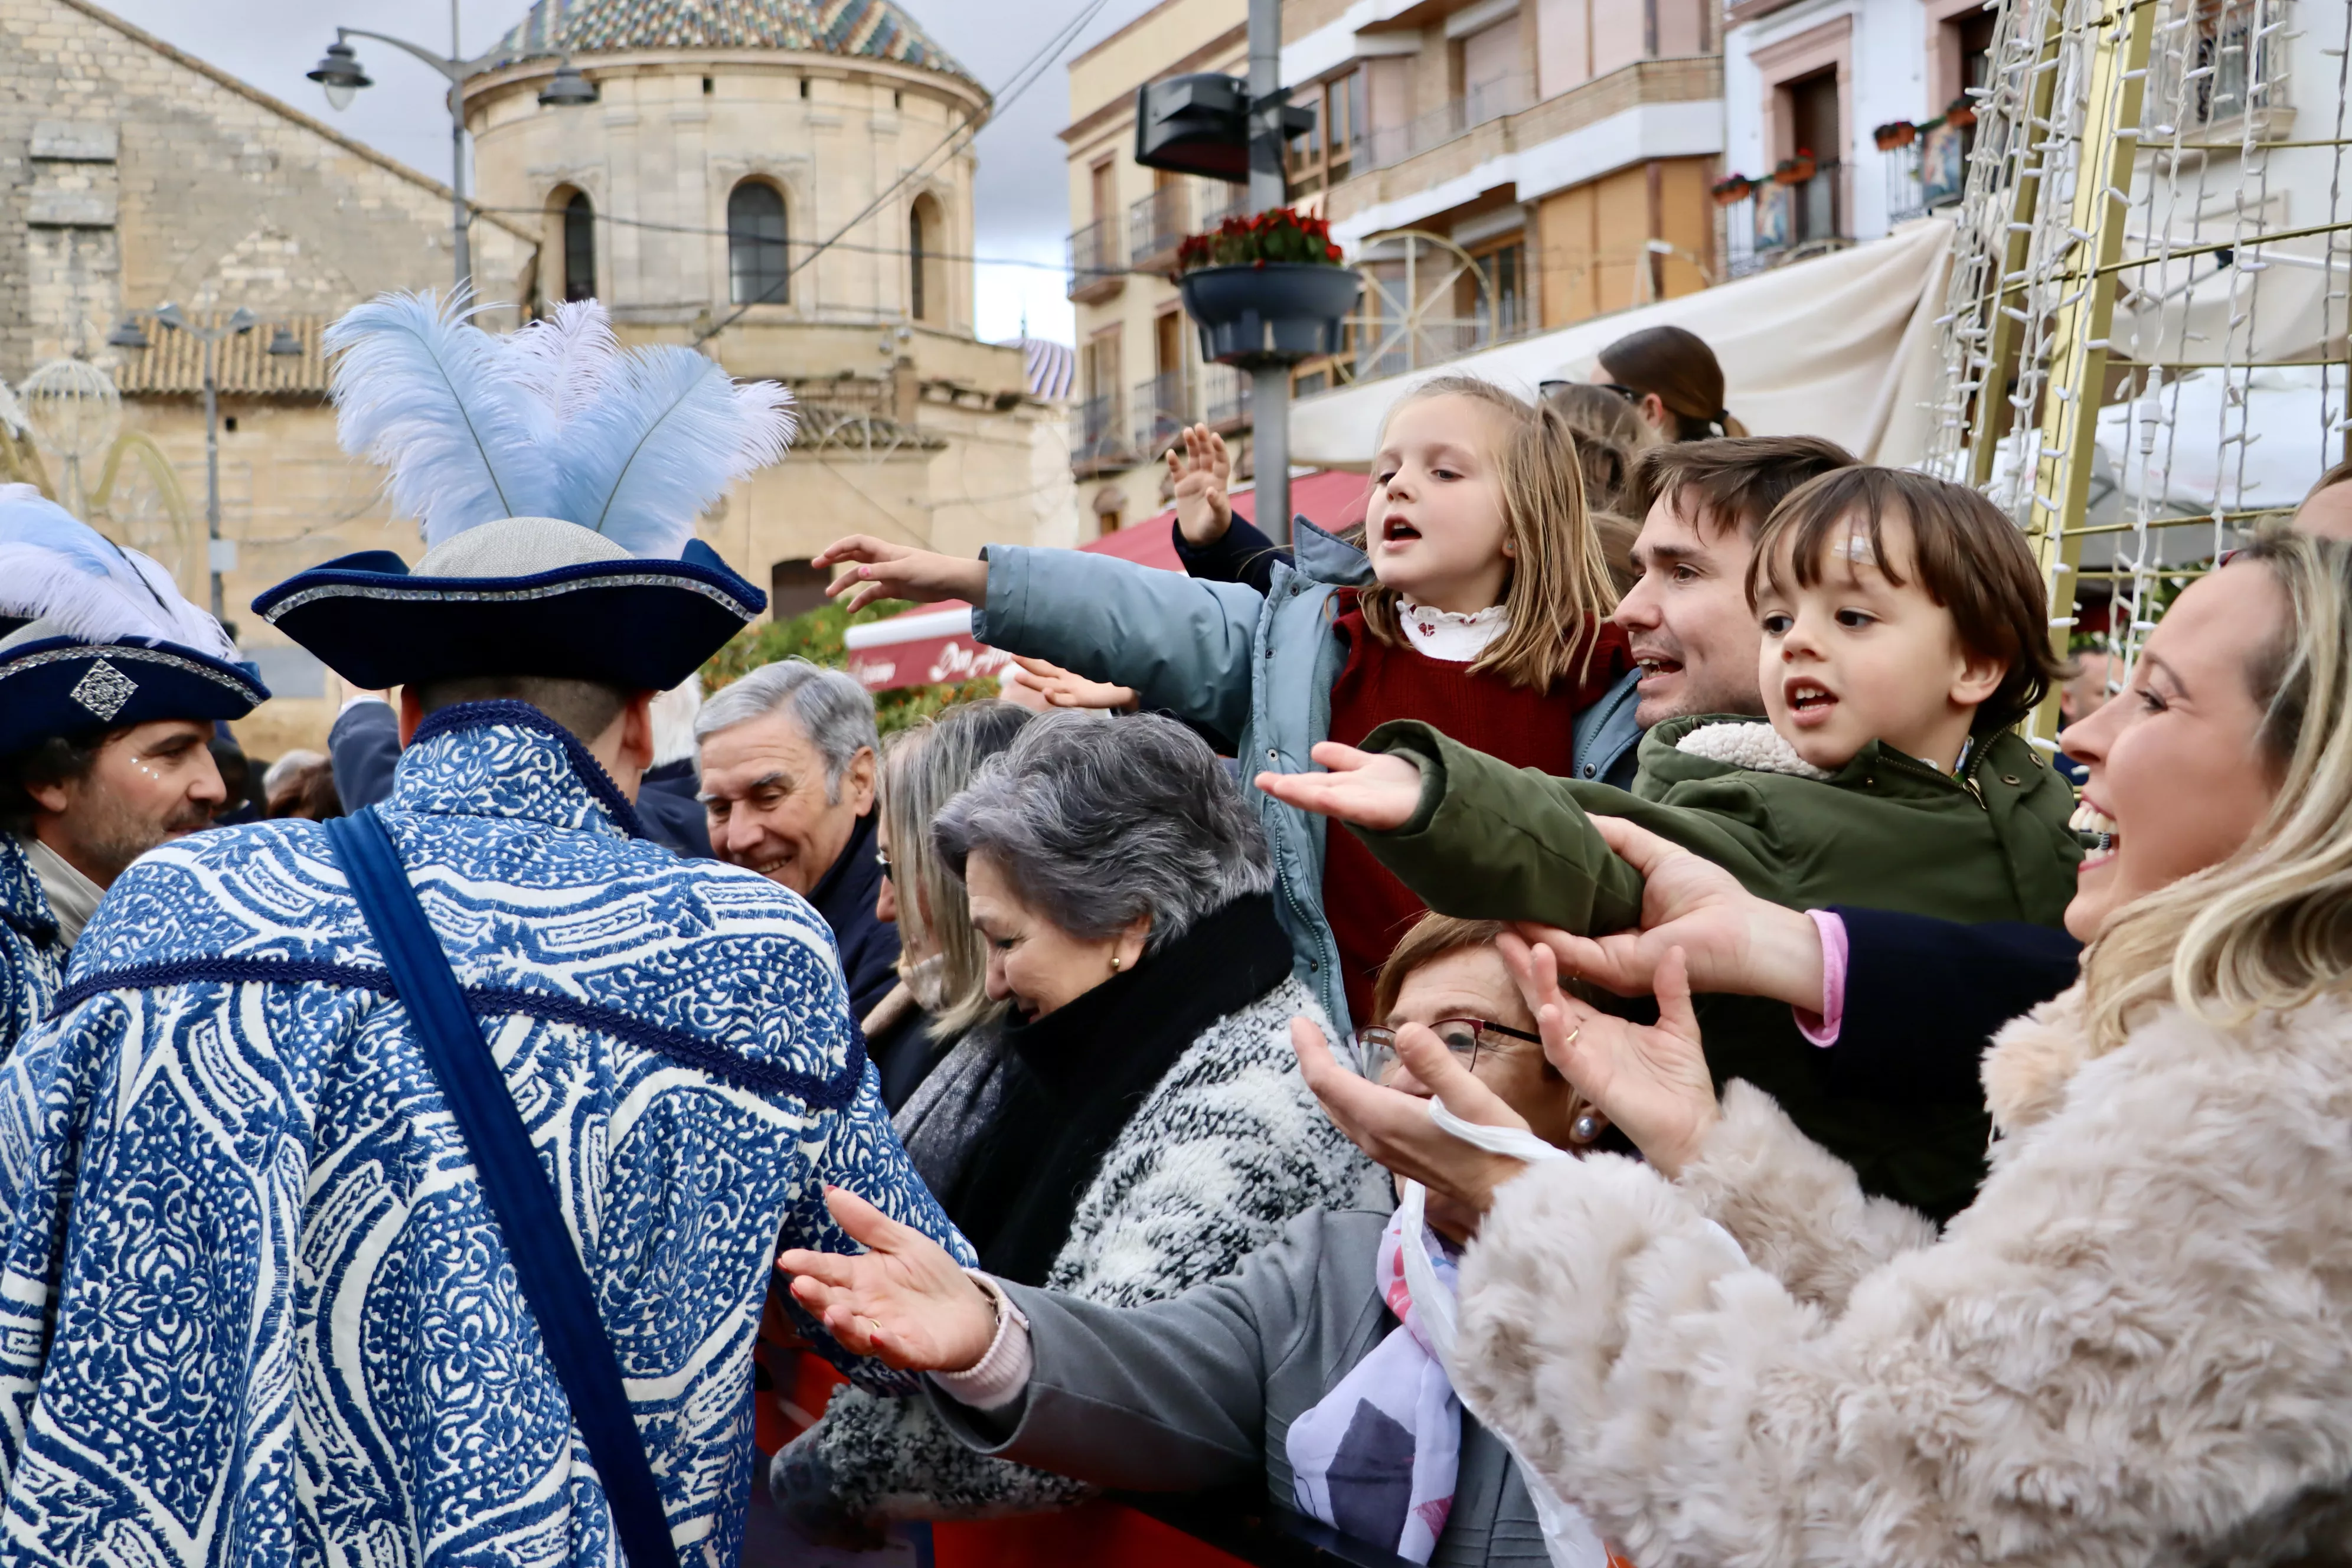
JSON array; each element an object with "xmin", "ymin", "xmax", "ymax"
[
  {"xmin": 148, "ymin": 304, "xmax": 257, "ymax": 618},
  {"xmin": 308, "ymin": 8, "xmax": 596, "ymax": 298}
]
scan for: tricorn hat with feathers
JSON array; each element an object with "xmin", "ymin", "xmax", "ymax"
[
  {"xmin": 0, "ymin": 486, "xmax": 267, "ymax": 756},
  {"xmin": 253, "ymin": 290, "xmax": 783, "ymax": 692}
]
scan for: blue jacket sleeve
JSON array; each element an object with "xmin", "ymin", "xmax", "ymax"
[
  {"xmin": 1825, "ymin": 908, "xmax": 2083, "ymax": 1106},
  {"xmin": 328, "ymin": 701, "xmax": 401, "ymax": 813},
  {"xmin": 972, "ymin": 545, "xmax": 1266, "ymax": 747},
  {"xmin": 1170, "ymin": 516, "xmax": 1290, "ymax": 597}
]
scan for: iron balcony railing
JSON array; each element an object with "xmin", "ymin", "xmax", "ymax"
[
  {"xmin": 1355, "ymin": 72, "xmax": 1534, "ymax": 175},
  {"xmin": 1073, "ymin": 390, "xmax": 1129, "ymax": 470},
  {"xmin": 1203, "ymin": 362, "xmax": 1253, "ymax": 429},
  {"xmin": 1067, "ymin": 218, "xmax": 1122, "ymax": 300},
  {"xmin": 1132, "ymin": 370, "xmax": 1190, "ymax": 458},
  {"xmin": 1129, "ymin": 187, "xmax": 1190, "ymax": 272}
]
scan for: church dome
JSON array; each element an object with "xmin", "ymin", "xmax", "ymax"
[{"xmin": 489, "ymin": 0, "xmax": 975, "ymax": 86}]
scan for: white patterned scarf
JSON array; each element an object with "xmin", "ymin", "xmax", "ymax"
[{"xmin": 1288, "ymin": 1206, "xmax": 1463, "ymax": 1562}]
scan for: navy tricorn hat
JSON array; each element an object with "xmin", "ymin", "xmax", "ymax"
[
  {"xmin": 256, "ymin": 290, "xmax": 790, "ymax": 692},
  {"xmin": 0, "ymin": 488, "xmax": 267, "ymax": 756},
  {"xmin": 255, "ymin": 519, "xmax": 765, "ymax": 692}
]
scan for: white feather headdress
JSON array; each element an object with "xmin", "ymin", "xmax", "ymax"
[
  {"xmin": 0, "ymin": 485, "xmax": 236, "ymax": 658},
  {"xmin": 325, "ymin": 290, "xmax": 796, "ymax": 558}
]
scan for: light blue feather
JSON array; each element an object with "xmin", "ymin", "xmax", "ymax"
[
  {"xmin": 0, "ymin": 486, "xmax": 233, "ymax": 654},
  {"xmin": 550, "ymin": 346, "xmax": 796, "ymax": 558},
  {"xmin": 325, "ymin": 290, "xmax": 563, "ymax": 545},
  {"xmin": 501, "ymin": 298, "xmax": 619, "ymax": 427}
]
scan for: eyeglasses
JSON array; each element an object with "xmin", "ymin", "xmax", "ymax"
[
  {"xmin": 874, "ymin": 848, "xmax": 895, "ymax": 879},
  {"xmin": 1354, "ymin": 1017, "xmax": 1541, "ymax": 1083},
  {"xmin": 1597, "ymin": 382, "xmax": 1645, "ymax": 404}
]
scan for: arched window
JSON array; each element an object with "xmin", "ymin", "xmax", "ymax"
[
  {"xmin": 909, "ymin": 193, "xmax": 945, "ymax": 324},
  {"xmin": 562, "ymin": 190, "xmax": 596, "ymax": 302},
  {"xmin": 729, "ymin": 182, "xmax": 789, "ymax": 305}
]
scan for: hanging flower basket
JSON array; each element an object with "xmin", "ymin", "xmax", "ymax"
[
  {"xmin": 1945, "ymin": 96, "xmax": 1979, "ymax": 130},
  {"xmin": 1773, "ymin": 151, "xmax": 1818, "ymax": 186},
  {"xmin": 1175, "ymin": 208, "xmax": 1358, "ymax": 368},
  {"xmin": 1711, "ymin": 174, "xmax": 1756, "ymax": 207},
  {"xmin": 1873, "ymin": 120, "xmax": 1918, "ymax": 151}
]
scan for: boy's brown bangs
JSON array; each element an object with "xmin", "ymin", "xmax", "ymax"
[
  {"xmin": 1747, "ymin": 469, "xmax": 1909, "ymax": 607},
  {"xmin": 1747, "ymin": 466, "xmax": 2064, "ymax": 731}
]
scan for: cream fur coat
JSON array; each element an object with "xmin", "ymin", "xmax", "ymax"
[{"xmin": 1453, "ymin": 985, "xmax": 2352, "ymax": 1567}]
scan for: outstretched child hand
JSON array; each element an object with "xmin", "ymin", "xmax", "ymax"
[
  {"xmin": 1004, "ymin": 655, "xmax": 1139, "ymax": 713},
  {"xmin": 1254, "ymin": 741, "xmax": 1425, "ymax": 831},
  {"xmin": 1168, "ymin": 424, "xmax": 1235, "ymax": 547},
  {"xmin": 777, "ymin": 1187, "xmax": 998, "ymax": 1373},
  {"xmin": 814, "ymin": 536, "xmax": 990, "ymax": 615}
]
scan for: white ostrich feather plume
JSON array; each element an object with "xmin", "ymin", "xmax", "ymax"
[
  {"xmin": 324, "ymin": 290, "xmax": 796, "ymax": 559},
  {"xmin": 0, "ymin": 485, "xmax": 235, "ymax": 657}
]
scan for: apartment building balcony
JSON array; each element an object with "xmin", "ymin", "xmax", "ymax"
[
  {"xmin": 1202, "ymin": 362, "xmax": 1252, "ymax": 432},
  {"xmin": 1357, "ymin": 72, "xmax": 1536, "ymax": 176},
  {"xmin": 1072, "ymin": 390, "xmax": 1132, "ymax": 476},
  {"xmin": 1132, "ymin": 370, "xmax": 1190, "ymax": 458},
  {"xmin": 1129, "ymin": 187, "xmax": 1191, "ymax": 277},
  {"xmin": 1200, "ymin": 182, "xmax": 1252, "ymax": 231},
  {"xmin": 1722, "ymin": 160, "xmax": 1852, "ymax": 280},
  {"xmin": 1325, "ymin": 56, "xmax": 1725, "ymax": 245},
  {"xmin": 1067, "ymin": 218, "xmax": 1124, "ymax": 304}
]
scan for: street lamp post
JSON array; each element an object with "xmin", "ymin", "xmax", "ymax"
[
  {"xmin": 150, "ymin": 305, "xmax": 255, "ymax": 619},
  {"xmin": 111, "ymin": 306, "xmax": 305, "ymax": 619},
  {"xmin": 1246, "ymin": 0, "xmax": 1291, "ymax": 544},
  {"xmin": 308, "ymin": 3, "xmax": 597, "ymax": 299}
]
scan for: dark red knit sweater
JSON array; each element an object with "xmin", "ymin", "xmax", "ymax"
[{"xmin": 1322, "ymin": 601, "xmax": 1630, "ymax": 1030}]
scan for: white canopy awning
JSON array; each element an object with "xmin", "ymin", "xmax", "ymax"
[{"xmin": 1292, "ymin": 217, "xmax": 1957, "ymax": 471}]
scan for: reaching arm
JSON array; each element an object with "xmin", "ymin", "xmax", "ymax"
[
  {"xmin": 969, "ymin": 545, "xmax": 1266, "ymax": 744},
  {"xmin": 1825, "ymin": 909, "xmax": 2082, "ymax": 1104},
  {"xmin": 1344, "ymin": 721, "xmax": 1648, "ymax": 935}
]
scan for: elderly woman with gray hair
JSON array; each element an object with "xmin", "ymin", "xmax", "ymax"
[{"xmin": 778, "ymin": 709, "xmax": 1377, "ymax": 1536}]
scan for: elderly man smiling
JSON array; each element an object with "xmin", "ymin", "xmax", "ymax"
[{"xmin": 697, "ymin": 658, "xmax": 900, "ymax": 1023}]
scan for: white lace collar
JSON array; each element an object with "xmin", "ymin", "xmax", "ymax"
[{"xmin": 1398, "ymin": 599, "xmax": 1508, "ymax": 663}]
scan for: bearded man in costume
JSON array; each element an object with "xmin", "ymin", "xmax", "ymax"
[
  {"xmin": 0, "ymin": 295, "xmax": 971, "ymax": 1567},
  {"xmin": 0, "ymin": 492, "xmax": 267, "ymax": 1057}
]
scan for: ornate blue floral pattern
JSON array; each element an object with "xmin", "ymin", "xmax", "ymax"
[
  {"xmin": 0, "ymin": 708, "xmax": 968, "ymax": 1567},
  {"xmin": 0, "ymin": 835, "xmax": 62, "ymax": 1064}
]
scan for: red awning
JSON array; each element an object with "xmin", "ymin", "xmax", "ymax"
[{"xmin": 841, "ymin": 470, "xmax": 1372, "ymax": 691}]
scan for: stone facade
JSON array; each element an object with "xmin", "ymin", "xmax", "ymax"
[{"xmin": 0, "ymin": 0, "xmax": 1073, "ymax": 762}]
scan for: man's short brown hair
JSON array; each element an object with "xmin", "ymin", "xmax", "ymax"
[
  {"xmin": 411, "ymin": 675, "xmax": 632, "ymax": 744},
  {"xmin": 1626, "ymin": 435, "xmax": 1860, "ymax": 541},
  {"xmin": 1749, "ymin": 466, "xmax": 2063, "ymax": 732}
]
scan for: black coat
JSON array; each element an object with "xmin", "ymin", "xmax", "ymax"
[
  {"xmin": 1827, "ymin": 907, "xmax": 2082, "ymax": 1107},
  {"xmin": 635, "ymin": 760, "xmax": 713, "ymax": 857},
  {"xmin": 806, "ymin": 809, "xmax": 901, "ymax": 1028}
]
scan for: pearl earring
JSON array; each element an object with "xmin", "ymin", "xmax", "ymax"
[
  {"xmin": 1571, "ymin": 1111, "xmax": 1603, "ymax": 1144},
  {"xmin": 1109, "ymin": 956, "xmax": 1122, "ymax": 974}
]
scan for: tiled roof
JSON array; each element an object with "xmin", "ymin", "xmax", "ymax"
[
  {"xmin": 489, "ymin": 0, "xmax": 976, "ymax": 87},
  {"xmin": 111, "ymin": 315, "xmax": 329, "ymax": 397}
]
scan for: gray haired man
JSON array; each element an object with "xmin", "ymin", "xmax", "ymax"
[{"xmin": 697, "ymin": 657, "xmax": 899, "ymax": 1020}]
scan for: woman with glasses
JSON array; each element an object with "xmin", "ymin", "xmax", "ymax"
[
  {"xmin": 775, "ymin": 710, "xmax": 1376, "ymax": 1543},
  {"xmin": 778, "ymin": 912, "xmax": 1614, "ymax": 1567}
]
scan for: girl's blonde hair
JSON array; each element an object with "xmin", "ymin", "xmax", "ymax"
[
  {"xmin": 878, "ymin": 699, "xmax": 1034, "ymax": 1040},
  {"xmin": 1360, "ymin": 374, "xmax": 1618, "ymax": 691},
  {"xmin": 2080, "ymin": 531, "xmax": 2352, "ymax": 1054}
]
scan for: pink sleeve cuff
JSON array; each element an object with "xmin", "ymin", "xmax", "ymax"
[
  {"xmin": 928, "ymin": 1272, "xmax": 1033, "ymax": 1414},
  {"xmin": 1794, "ymin": 908, "xmax": 1848, "ymax": 1047}
]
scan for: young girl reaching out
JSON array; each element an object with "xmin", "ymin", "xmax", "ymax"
[{"xmin": 815, "ymin": 375, "xmax": 1628, "ymax": 1040}]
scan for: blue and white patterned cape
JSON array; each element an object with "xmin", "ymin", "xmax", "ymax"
[
  {"xmin": 0, "ymin": 703, "xmax": 969, "ymax": 1567},
  {"xmin": 0, "ymin": 836, "xmax": 63, "ymax": 1064}
]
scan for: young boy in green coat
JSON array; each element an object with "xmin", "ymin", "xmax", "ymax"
[{"xmin": 1261, "ymin": 467, "xmax": 2079, "ymax": 1221}]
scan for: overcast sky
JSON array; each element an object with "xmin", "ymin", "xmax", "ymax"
[{"xmin": 101, "ymin": 0, "xmax": 1167, "ymax": 344}]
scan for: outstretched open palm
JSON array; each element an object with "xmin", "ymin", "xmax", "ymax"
[
  {"xmin": 776, "ymin": 1188, "xmax": 997, "ymax": 1373},
  {"xmin": 1254, "ymin": 742, "xmax": 1423, "ymax": 831},
  {"xmin": 1499, "ymin": 934, "xmax": 1720, "ymax": 1177}
]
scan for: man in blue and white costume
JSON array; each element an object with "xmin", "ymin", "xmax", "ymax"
[
  {"xmin": 0, "ymin": 491, "xmax": 267, "ymax": 1058},
  {"xmin": 0, "ymin": 295, "xmax": 971, "ymax": 1566}
]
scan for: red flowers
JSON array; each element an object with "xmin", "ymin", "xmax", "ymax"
[{"xmin": 1175, "ymin": 208, "xmax": 1346, "ymax": 275}]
